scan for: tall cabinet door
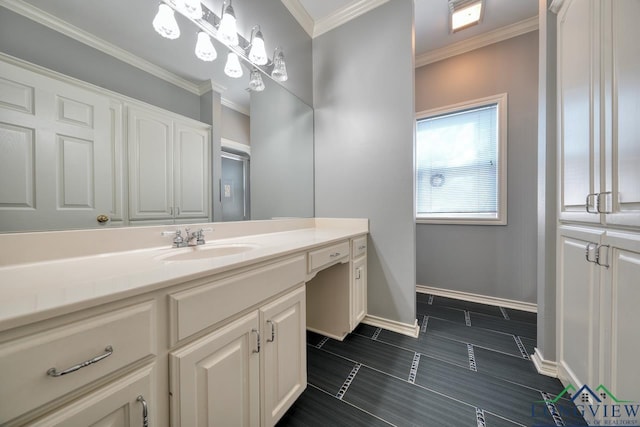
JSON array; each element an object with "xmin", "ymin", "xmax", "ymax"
[
  {"xmin": 600, "ymin": 232, "xmax": 640, "ymax": 401},
  {"xmin": 557, "ymin": 226, "xmax": 604, "ymax": 390},
  {"xmin": 260, "ymin": 285, "xmax": 306, "ymax": 426},
  {"xmin": 557, "ymin": 0, "xmax": 602, "ymax": 224},
  {"xmin": 604, "ymin": 0, "xmax": 640, "ymax": 229},
  {"xmin": 127, "ymin": 107, "xmax": 173, "ymax": 220},
  {"xmin": 350, "ymin": 256, "xmax": 367, "ymax": 330},
  {"xmin": 169, "ymin": 312, "xmax": 260, "ymax": 427},
  {"xmin": 174, "ymin": 122, "xmax": 210, "ymax": 219}
]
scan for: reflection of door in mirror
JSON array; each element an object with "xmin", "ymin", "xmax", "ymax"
[{"xmin": 221, "ymin": 152, "xmax": 250, "ymax": 221}]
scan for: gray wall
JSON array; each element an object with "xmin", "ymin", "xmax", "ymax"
[
  {"xmin": 313, "ymin": 0, "xmax": 417, "ymax": 327},
  {"xmin": 250, "ymin": 79, "xmax": 314, "ymax": 219},
  {"xmin": 415, "ymin": 32, "xmax": 539, "ymax": 304},
  {"xmin": 221, "ymin": 106, "xmax": 250, "ymax": 146}
]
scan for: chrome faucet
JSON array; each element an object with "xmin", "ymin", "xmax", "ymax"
[
  {"xmin": 185, "ymin": 228, "xmax": 213, "ymax": 246},
  {"xmin": 161, "ymin": 229, "xmax": 188, "ymax": 248}
]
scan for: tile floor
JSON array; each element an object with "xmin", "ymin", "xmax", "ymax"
[{"xmin": 277, "ymin": 293, "xmax": 588, "ymax": 427}]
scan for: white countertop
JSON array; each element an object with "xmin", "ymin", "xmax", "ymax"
[{"xmin": 0, "ymin": 219, "xmax": 368, "ymax": 332}]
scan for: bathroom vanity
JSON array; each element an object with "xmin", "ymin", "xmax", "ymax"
[{"xmin": 0, "ymin": 218, "xmax": 368, "ymax": 426}]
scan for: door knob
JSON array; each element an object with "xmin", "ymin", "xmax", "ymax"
[{"xmin": 96, "ymin": 214, "xmax": 110, "ymax": 223}]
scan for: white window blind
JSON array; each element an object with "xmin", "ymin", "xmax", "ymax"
[{"xmin": 416, "ymin": 101, "xmax": 503, "ymax": 222}]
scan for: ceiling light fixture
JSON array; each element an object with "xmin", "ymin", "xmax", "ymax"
[
  {"xmin": 195, "ymin": 31, "xmax": 217, "ymax": 61},
  {"xmin": 218, "ymin": 0, "xmax": 239, "ymax": 47},
  {"xmin": 271, "ymin": 47, "xmax": 288, "ymax": 82},
  {"xmin": 152, "ymin": 3, "xmax": 180, "ymax": 39},
  {"xmin": 248, "ymin": 26, "xmax": 268, "ymax": 66},
  {"xmin": 449, "ymin": 0, "xmax": 483, "ymax": 32}
]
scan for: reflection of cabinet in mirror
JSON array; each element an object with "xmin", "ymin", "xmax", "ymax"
[{"xmin": 128, "ymin": 106, "xmax": 211, "ymax": 224}]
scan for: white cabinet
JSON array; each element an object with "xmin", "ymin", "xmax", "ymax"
[
  {"xmin": 0, "ymin": 59, "xmax": 118, "ymax": 231},
  {"xmin": 558, "ymin": 0, "xmax": 640, "ymax": 227},
  {"xmin": 170, "ymin": 285, "xmax": 306, "ymax": 427},
  {"xmin": 350, "ymin": 237, "xmax": 367, "ymax": 330},
  {"xmin": 260, "ymin": 286, "xmax": 306, "ymax": 426},
  {"xmin": 128, "ymin": 106, "xmax": 210, "ymax": 222}
]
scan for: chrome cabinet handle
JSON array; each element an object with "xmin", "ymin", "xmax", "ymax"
[
  {"xmin": 596, "ymin": 244, "xmax": 610, "ymax": 268},
  {"xmin": 585, "ymin": 242, "xmax": 598, "ymax": 263},
  {"xmin": 266, "ymin": 320, "xmax": 275, "ymax": 342},
  {"xmin": 586, "ymin": 193, "xmax": 598, "ymax": 214},
  {"xmin": 47, "ymin": 346, "xmax": 113, "ymax": 377},
  {"xmin": 358, "ymin": 245, "xmax": 366, "ymax": 250},
  {"xmin": 596, "ymin": 192, "xmax": 612, "ymax": 214},
  {"xmin": 176, "ymin": 207, "xmax": 180, "ymax": 216},
  {"xmin": 137, "ymin": 395, "xmax": 149, "ymax": 427},
  {"xmin": 329, "ymin": 252, "xmax": 341, "ymax": 258},
  {"xmin": 252, "ymin": 329, "xmax": 261, "ymax": 353}
]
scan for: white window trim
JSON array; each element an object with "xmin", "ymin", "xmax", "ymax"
[{"xmin": 415, "ymin": 93, "xmax": 508, "ymax": 225}]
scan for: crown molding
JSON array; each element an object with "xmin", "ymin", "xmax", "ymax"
[
  {"xmin": 221, "ymin": 98, "xmax": 250, "ymax": 116},
  {"xmin": 198, "ymin": 79, "xmax": 227, "ymax": 96},
  {"xmin": 415, "ymin": 16, "xmax": 539, "ymax": 68},
  {"xmin": 313, "ymin": 0, "xmax": 390, "ymax": 38},
  {"xmin": 0, "ymin": 0, "xmax": 205, "ymax": 95},
  {"xmin": 280, "ymin": 0, "xmax": 314, "ymax": 37},
  {"xmin": 548, "ymin": 0, "xmax": 568, "ymax": 14}
]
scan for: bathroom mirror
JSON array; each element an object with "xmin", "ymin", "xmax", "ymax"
[{"xmin": 0, "ymin": 0, "xmax": 314, "ymax": 233}]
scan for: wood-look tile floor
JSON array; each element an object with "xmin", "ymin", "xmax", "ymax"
[{"xmin": 277, "ymin": 293, "xmax": 588, "ymax": 427}]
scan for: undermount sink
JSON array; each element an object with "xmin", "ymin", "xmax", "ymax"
[{"xmin": 158, "ymin": 244, "xmax": 258, "ymax": 262}]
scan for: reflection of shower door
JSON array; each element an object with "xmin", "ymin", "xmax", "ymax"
[{"xmin": 221, "ymin": 152, "xmax": 249, "ymax": 221}]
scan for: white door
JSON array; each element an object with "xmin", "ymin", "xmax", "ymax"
[
  {"xmin": 128, "ymin": 106, "xmax": 173, "ymax": 220},
  {"xmin": 173, "ymin": 122, "xmax": 210, "ymax": 220},
  {"xmin": 260, "ymin": 286, "xmax": 306, "ymax": 426},
  {"xmin": 170, "ymin": 311, "xmax": 260, "ymax": 427},
  {"xmin": 29, "ymin": 365, "xmax": 155, "ymax": 427},
  {"xmin": 557, "ymin": 0, "xmax": 602, "ymax": 224},
  {"xmin": 557, "ymin": 226, "xmax": 604, "ymax": 390},
  {"xmin": 0, "ymin": 60, "xmax": 112, "ymax": 231},
  {"xmin": 351, "ymin": 256, "xmax": 367, "ymax": 330},
  {"xmin": 600, "ymin": 231, "xmax": 640, "ymax": 402},
  {"xmin": 603, "ymin": 0, "xmax": 640, "ymax": 229}
]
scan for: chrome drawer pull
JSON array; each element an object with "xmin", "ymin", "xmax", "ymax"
[
  {"xmin": 137, "ymin": 395, "xmax": 149, "ymax": 427},
  {"xmin": 46, "ymin": 345, "xmax": 113, "ymax": 377},
  {"xmin": 329, "ymin": 252, "xmax": 341, "ymax": 258}
]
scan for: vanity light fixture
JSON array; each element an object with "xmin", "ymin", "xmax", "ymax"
[
  {"xmin": 271, "ymin": 47, "xmax": 288, "ymax": 82},
  {"xmin": 195, "ymin": 31, "xmax": 217, "ymax": 61},
  {"xmin": 218, "ymin": 0, "xmax": 239, "ymax": 47},
  {"xmin": 249, "ymin": 68, "xmax": 266, "ymax": 91},
  {"xmin": 248, "ymin": 26, "xmax": 268, "ymax": 65},
  {"xmin": 449, "ymin": 0, "xmax": 484, "ymax": 32},
  {"xmin": 224, "ymin": 51, "xmax": 243, "ymax": 78},
  {"xmin": 152, "ymin": 3, "xmax": 180, "ymax": 39},
  {"xmin": 175, "ymin": 0, "xmax": 203, "ymax": 19}
]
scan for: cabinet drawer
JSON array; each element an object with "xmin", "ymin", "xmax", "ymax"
[
  {"xmin": 168, "ymin": 255, "xmax": 306, "ymax": 345},
  {"xmin": 308, "ymin": 241, "xmax": 350, "ymax": 273},
  {"xmin": 0, "ymin": 301, "xmax": 156, "ymax": 424},
  {"xmin": 352, "ymin": 236, "xmax": 367, "ymax": 259}
]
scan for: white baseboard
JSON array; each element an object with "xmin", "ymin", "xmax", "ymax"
[
  {"xmin": 416, "ymin": 285, "xmax": 537, "ymax": 313},
  {"xmin": 531, "ymin": 348, "xmax": 558, "ymax": 378},
  {"xmin": 362, "ymin": 315, "xmax": 419, "ymax": 338}
]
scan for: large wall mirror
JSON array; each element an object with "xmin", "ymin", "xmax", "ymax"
[{"xmin": 0, "ymin": 0, "xmax": 314, "ymax": 233}]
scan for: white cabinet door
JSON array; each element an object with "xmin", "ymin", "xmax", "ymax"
[
  {"xmin": 351, "ymin": 256, "xmax": 367, "ymax": 330},
  {"xmin": 600, "ymin": 231, "xmax": 640, "ymax": 402},
  {"xmin": 260, "ymin": 285, "xmax": 306, "ymax": 426},
  {"xmin": 0, "ymin": 60, "xmax": 113, "ymax": 231},
  {"xmin": 170, "ymin": 311, "xmax": 260, "ymax": 427},
  {"xmin": 173, "ymin": 122, "xmax": 210, "ymax": 219},
  {"xmin": 29, "ymin": 365, "xmax": 155, "ymax": 427},
  {"xmin": 604, "ymin": 0, "xmax": 640, "ymax": 229},
  {"xmin": 127, "ymin": 107, "xmax": 173, "ymax": 220},
  {"xmin": 557, "ymin": 226, "xmax": 604, "ymax": 390},
  {"xmin": 557, "ymin": 0, "xmax": 602, "ymax": 224}
]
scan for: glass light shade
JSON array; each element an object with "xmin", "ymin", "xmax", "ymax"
[
  {"xmin": 271, "ymin": 52, "xmax": 288, "ymax": 82},
  {"xmin": 182, "ymin": 0, "xmax": 203, "ymax": 19},
  {"xmin": 152, "ymin": 4, "xmax": 180, "ymax": 39},
  {"xmin": 248, "ymin": 30, "xmax": 268, "ymax": 65},
  {"xmin": 195, "ymin": 32, "xmax": 217, "ymax": 62},
  {"xmin": 218, "ymin": 4, "xmax": 239, "ymax": 46},
  {"xmin": 224, "ymin": 52, "xmax": 243, "ymax": 78},
  {"xmin": 249, "ymin": 69, "xmax": 265, "ymax": 92}
]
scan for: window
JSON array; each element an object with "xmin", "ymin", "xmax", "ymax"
[{"xmin": 416, "ymin": 93, "xmax": 507, "ymax": 224}]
